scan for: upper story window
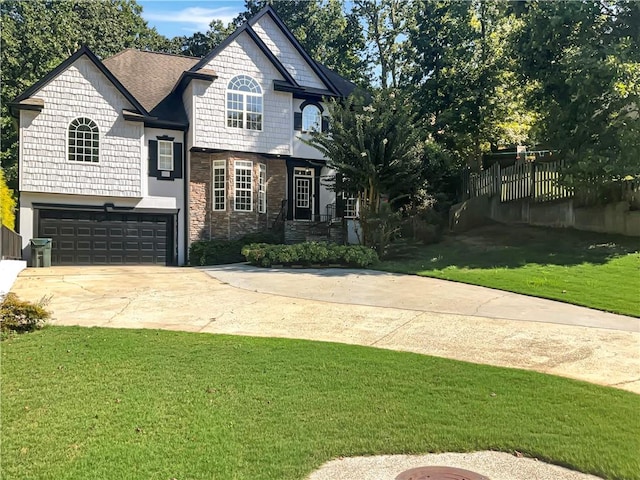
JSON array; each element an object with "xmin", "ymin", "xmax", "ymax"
[
  {"xmin": 158, "ymin": 140, "xmax": 174, "ymax": 171},
  {"xmin": 68, "ymin": 117, "xmax": 99, "ymax": 163},
  {"xmin": 295, "ymin": 102, "xmax": 327, "ymax": 133},
  {"xmin": 227, "ymin": 75, "xmax": 263, "ymax": 131},
  {"xmin": 302, "ymin": 105, "xmax": 321, "ymax": 133}
]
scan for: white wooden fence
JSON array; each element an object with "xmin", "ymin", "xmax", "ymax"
[{"xmin": 463, "ymin": 160, "xmax": 574, "ymax": 204}]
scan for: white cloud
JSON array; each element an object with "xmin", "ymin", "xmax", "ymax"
[{"xmin": 144, "ymin": 6, "xmax": 237, "ymax": 34}]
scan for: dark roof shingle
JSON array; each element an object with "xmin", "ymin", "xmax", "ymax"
[{"xmin": 103, "ymin": 49, "xmax": 201, "ymax": 125}]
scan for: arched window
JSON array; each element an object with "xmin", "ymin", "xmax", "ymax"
[
  {"xmin": 302, "ymin": 104, "xmax": 321, "ymax": 133},
  {"xmin": 68, "ymin": 117, "xmax": 99, "ymax": 163},
  {"xmin": 227, "ymin": 75, "xmax": 263, "ymax": 131}
]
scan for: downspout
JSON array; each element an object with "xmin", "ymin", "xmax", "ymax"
[{"xmin": 183, "ymin": 125, "xmax": 189, "ymax": 266}]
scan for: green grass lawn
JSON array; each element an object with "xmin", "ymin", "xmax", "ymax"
[
  {"xmin": 376, "ymin": 225, "xmax": 640, "ymax": 317},
  {"xmin": 2, "ymin": 327, "xmax": 639, "ymax": 480}
]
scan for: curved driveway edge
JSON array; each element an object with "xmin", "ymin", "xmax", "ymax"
[
  {"xmin": 11, "ymin": 265, "xmax": 640, "ymax": 394},
  {"xmin": 201, "ymin": 264, "xmax": 639, "ymax": 332},
  {"xmin": 308, "ymin": 451, "xmax": 603, "ymax": 480}
]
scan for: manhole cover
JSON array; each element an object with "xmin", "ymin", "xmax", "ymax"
[{"xmin": 396, "ymin": 466, "xmax": 490, "ymax": 480}]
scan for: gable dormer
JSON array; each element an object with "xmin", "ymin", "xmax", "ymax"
[
  {"xmin": 250, "ymin": 11, "xmax": 329, "ymax": 91},
  {"xmin": 187, "ymin": 24, "xmax": 297, "ymax": 155}
]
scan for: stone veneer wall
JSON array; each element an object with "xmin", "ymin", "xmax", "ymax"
[{"xmin": 189, "ymin": 151, "xmax": 286, "ymax": 242}]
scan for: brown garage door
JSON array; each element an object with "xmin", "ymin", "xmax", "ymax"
[{"xmin": 38, "ymin": 210, "xmax": 173, "ymax": 265}]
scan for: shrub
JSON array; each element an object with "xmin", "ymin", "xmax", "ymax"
[
  {"xmin": 1, "ymin": 293, "xmax": 51, "ymax": 338},
  {"xmin": 189, "ymin": 231, "xmax": 282, "ymax": 266},
  {"xmin": 242, "ymin": 242, "xmax": 378, "ymax": 268},
  {"xmin": 403, "ymin": 217, "xmax": 443, "ymax": 245},
  {"xmin": 0, "ymin": 168, "xmax": 16, "ymax": 230}
]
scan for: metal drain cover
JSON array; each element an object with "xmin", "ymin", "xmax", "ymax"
[{"xmin": 395, "ymin": 466, "xmax": 490, "ymax": 480}]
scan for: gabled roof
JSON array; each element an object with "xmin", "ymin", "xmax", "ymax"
[
  {"xmin": 315, "ymin": 63, "xmax": 359, "ymax": 98},
  {"xmin": 103, "ymin": 49, "xmax": 199, "ymax": 114},
  {"xmin": 12, "ymin": 46, "xmax": 148, "ymax": 116},
  {"xmin": 103, "ymin": 49, "xmax": 207, "ymax": 126},
  {"xmin": 12, "ymin": 8, "xmax": 359, "ymax": 128},
  {"xmin": 248, "ymin": 6, "xmax": 340, "ymax": 96},
  {"xmin": 189, "ymin": 21, "xmax": 298, "ymax": 88}
]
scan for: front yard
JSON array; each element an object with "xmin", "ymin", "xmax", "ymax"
[
  {"xmin": 2, "ymin": 327, "xmax": 639, "ymax": 479},
  {"xmin": 376, "ymin": 225, "xmax": 640, "ymax": 317}
]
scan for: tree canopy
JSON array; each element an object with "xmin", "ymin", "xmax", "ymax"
[{"xmin": 514, "ymin": 0, "xmax": 640, "ymax": 184}]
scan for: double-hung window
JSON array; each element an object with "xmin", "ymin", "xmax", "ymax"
[
  {"xmin": 344, "ymin": 196, "xmax": 357, "ymax": 218},
  {"xmin": 234, "ymin": 160, "xmax": 253, "ymax": 211},
  {"xmin": 158, "ymin": 140, "xmax": 173, "ymax": 171},
  {"xmin": 258, "ymin": 164, "xmax": 266, "ymax": 213},
  {"xmin": 212, "ymin": 160, "xmax": 226, "ymax": 211},
  {"xmin": 227, "ymin": 75, "xmax": 263, "ymax": 131}
]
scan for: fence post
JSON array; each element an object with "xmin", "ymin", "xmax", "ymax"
[{"xmin": 530, "ymin": 161, "xmax": 536, "ymax": 200}]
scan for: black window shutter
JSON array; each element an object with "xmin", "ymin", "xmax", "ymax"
[
  {"xmin": 294, "ymin": 112, "xmax": 302, "ymax": 131},
  {"xmin": 172, "ymin": 142, "xmax": 183, "ymax": 179},
  {"xmin": 148, "ymin": 140, "xmax": 159, "ymax": 177},
  {"xmin": 321, "ymin": 116, "xmax": 329, "ymax": 132}
]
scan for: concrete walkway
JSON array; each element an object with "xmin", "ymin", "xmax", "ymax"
[{"xmin": 10, "ymin": 265, "xmax": 640, "ymax": 394}]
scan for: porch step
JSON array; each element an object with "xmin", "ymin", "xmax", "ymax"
[{"xmin": 284, "ymin": 221, "xmax": 345, "ymax": 245}]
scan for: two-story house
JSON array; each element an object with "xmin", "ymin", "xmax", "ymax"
[{"xmin": 11, "ymin": 6, "xmax": 357, "ymax": 266}]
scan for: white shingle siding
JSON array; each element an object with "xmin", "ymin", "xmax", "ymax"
[
  {"xmin": 194, "ymin": 32, "xmax": 291, "ymax": 155},
  {"xmin": 20, "ymin": 56, "xmax": 143, "ymax": 197},
  {"xmin": 252, "ymin": 15, "xmax": 327, "ymax": 90}
]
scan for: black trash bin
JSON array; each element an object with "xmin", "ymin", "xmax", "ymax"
[{"xmin": 30, "ymin": 238, "xmax": 52, "ymax": 267}]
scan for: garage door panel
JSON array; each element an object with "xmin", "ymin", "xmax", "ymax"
[
  {"xmin": 41, "ymin": 225, "xmax": 58, "ymax": 236},
  {"xmin": 38, "ymin": 210, "xmax": 171, "ymax": 265},
  {"xmin": 77, "ymin": 240, "xmax": 92, "ymax": 250},
  {"xmin": 58, "ymin": 239, "xmax": 75, "ymax": 250}
]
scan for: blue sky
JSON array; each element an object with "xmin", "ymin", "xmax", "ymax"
[{"xmin": 138, "ymin": 1, "xmax": 246, "ymax": 38}]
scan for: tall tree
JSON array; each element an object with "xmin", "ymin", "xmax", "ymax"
[
  {"xmin": 409, "ymin": 1, "xmax": 532, "ymax": 168},
  {"xmin": 305, "ymin": 92, "xmax": 424, "ymax": 213},
  {"xmin": 0, "ymin": 0, "xmax": 170, "ymax": 191},
  {"xmin": 235, "ymin": 0, "xmax": 370, "ymax": 86},
  {"xmin": 514, "ymin": 0, "xmax": 640, "ymax": 183},
  {"xmin": 304, "ymin": 91, "xmax": 425, "ymax": 249},
  {"xmin": 169, "ymin": 19, "xmax": 234, "ymax": 58},
  {"xmin": 353, "ymin": 0, "xmax": 416, "ymax": 89}
]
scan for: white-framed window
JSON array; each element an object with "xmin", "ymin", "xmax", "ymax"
[
  {"xmin": 227, "ymin": 75, "xmax": 263, "ymax": 131},
  {"xmin": 302, "ymin": 104, "xmax": 322, "ymax": 133},
  {"xmin": 234, "ymin": 160, "xmax": 253, "ymax": 211},
  {"xmin": 212, "ymin": 160, "xmax": 226, "ymax": 211},
  {"xmin": 68, "ymin": 117, "xmax": 99, "ymax": 163},
  {"xmin": 344, "ymin": 196, "xmax": 357, "ymax": 218},
  {"xmin": 158, "ymin": 140, "xmax": 173, "ymax": 171},
  {"xmin": 258, "ymin": 163, "xmax": 267, "ymax": 213}
]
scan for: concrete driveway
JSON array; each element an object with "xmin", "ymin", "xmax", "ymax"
[{"xmin": 10, "ymin": 265, "xmax": 640, "ymax": 394}]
